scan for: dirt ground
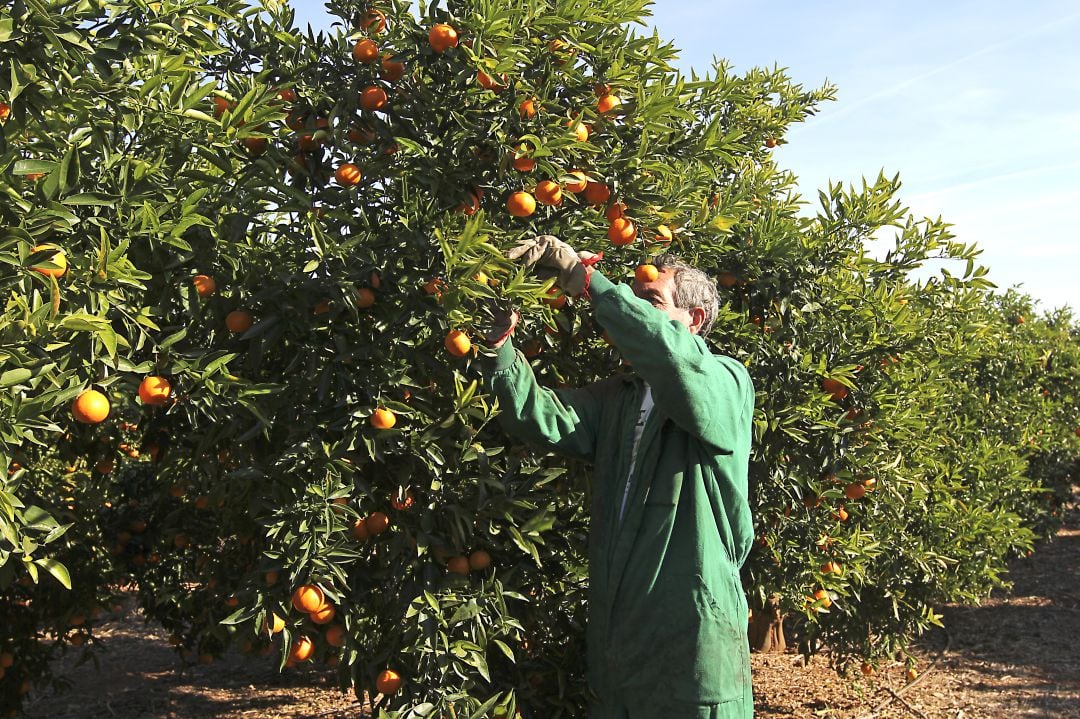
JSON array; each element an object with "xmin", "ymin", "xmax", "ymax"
[{"xmin": 24, "ymin": 486, "xmax": 1079, "ymax": 719}]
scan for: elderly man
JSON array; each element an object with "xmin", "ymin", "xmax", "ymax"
[{"xmin": 485, "ymin": 236, "xmax": 756, "ymax": 718}]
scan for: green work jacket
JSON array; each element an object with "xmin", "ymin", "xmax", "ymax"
[{"xmin": 488, "ymin": 272, "xmax": 755, "ymax": 718}]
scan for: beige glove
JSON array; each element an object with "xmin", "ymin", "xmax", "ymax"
[{"xmin": 507, "ymin": 235, "xmax": 591, "ymax": 296}]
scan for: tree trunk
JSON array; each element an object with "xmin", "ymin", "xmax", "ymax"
[{"xmin": 748, "ymin": 595, "xmax": 786, "ymax": 653}]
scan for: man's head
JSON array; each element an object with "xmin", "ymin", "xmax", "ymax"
[{"xmin": 630, "ymin": 254, "xmax": 719, "ymax": 336}]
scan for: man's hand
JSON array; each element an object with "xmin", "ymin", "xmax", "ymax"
[
  {"xmin": 507, "ymin": 235, "xmax": 596, "ymax": 297},
  {"xmin": 482, "ymin": 307, "xmax": 519, "ymax": 349}
]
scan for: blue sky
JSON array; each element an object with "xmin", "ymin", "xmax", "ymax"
[{"xmin": 291, "ymin": 1, "xmax": 1079, "ymax": 312}]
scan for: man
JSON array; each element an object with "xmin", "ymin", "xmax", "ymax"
[{"xmin": 484, "ymin": 236, "xmax": 756, "ymax": 719}]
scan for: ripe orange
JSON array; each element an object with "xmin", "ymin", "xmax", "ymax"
[
  {"xmin": 635, "ymin": 264, "xmax": 659, "ymax": 283},
  {"xmin": 564, "ymin": 171, "xmax": 588, "ymax": 193},
  {"xmin": 513, "ymin": 155, "xmax": 536, "ymax": 172},
  {"xmin": 73, "ymin": 390, "xmax": 110, "ymax": 424},
  {"xmin": 834, "ymin": 506, "xmax": 849, "ymax": 522},
  {"xmin": 812, "ymin": 589, "xmax": 831, "ymax": 608},
  {"xmin": 0, "ymin": 102, "xmax": 9, "ymax": 122},
  {"xmin": 477, "ymin": 70, "xmax": 508, "ymax": 92},
  {"xmin": 445, "ymin": 329, "xmax": 472, "ymax": 357},
  {"xmin": 241, "ymin": 136, "xmax": 268, "ymax": 156},
  {"xmin": 821, "ymin": 561, "xmax": 842, "ymax": 575},
  {"xmin": 310, "ymin": 603, "xmax": 336, "ymax": 624},
  {"xmin": 507, "ymin": 191, "xmax": 536, "ymax": 218},
  {"xmin": 391, "ymin": 490, "xmax": 415, "ymax": 511},
  {"xmin": 366, "ymin": 511, "xmax": 390, "ymax": 536},
  {"xmin": 583, "ymin": 182, "xmax": 610, "ymax": 205},
  {"xmin": 765, "ymin": 137, "xmax": 778, "ymax": 148},
  {"xmin": 359, "ymin": 86, "xmax": 388, "ymax": 112},
  {"xmin": 359, "ymin": 9, "xmax": 387, "ymax": 33},
  {"xmin": 95, "ymin": 459, "xmax": 114, "ymax": 474},
  {"xmin": 821, "ymin": 378, "xmax": 849, "ymax": 401},
  {"xmin": 376, "ymin": 668, "xmax": 402, "ymax": 695},
  {"xmin": 428, "ymin": 23, "xmax": 459, "ymax": 53},
  {"xmin": 447, "ymin": 556, "xmax": 470, "ymax": 575},
  {"xmin": 422, "ymin": 278, "xmax": 446, "ymax": 297},
  {"xmin": 291, "ymin": 584, "xmax": 325, "ymax": 613},
  {"xmin": 289, "ymin": 635, "xmax": 315, "ymax": 663},
  {"xmin": 211, "ymin": 96, "xmax": 233, "ymax": 118},
  {"xmin": 29, "ymin": 244, "xmax": 68, "ymax": 278},
  {"xmin": 355, "ymin": 287, "xmax": 376, "ymax": 308},
  {"xmin": 380, "ymin": 55, "xmax": 405, "ymax": 82},
  {"xmin": 718, "ymin": 272, "xmax": 739, "ymax": 288},
  {"xmin": 325, "ymin": 624, "xmax": 346, "ymax": 647},
  {"xmin": 353, "ymin": 38, "xmax": 379, "ymax": 63},
  {"xmin": 535, "ymin": 180, "xmax": 562, "ymax": 206},
  {"xmin": 468, "ymin": 549, "xmax": 492, "ymax": 571},
  {"xmin": 225, "ymin": 309, "xmax": 254, "ymax": 334},
  {"xmin": 905, "ymin": 667, "xmax": 919, "ymax": 681},
  {"xmin": 193, "ymin": 274, "xmax": 216, "ymax": 297},
  {"xmin": 370, "ymin": 408, "xmax": 396, "ymax": 429},
  {"xmin": 593, "ymin": 83, "xmax": 612, "ymax": 98},
  {"xmin": 351, "ymin": 518, "xmax": 370, "ymax": 541},
  {"xmin": 604, "ymin": 202, "xmax": 626, "ymax": 222},
  {"xmin": 860, "ymin": 662, "xmax": 874, "ymax": 676},
  {"xmin": 138, "ymin": 376, "xmax": 172, "ymax": 405},
  {"xmin": 0, "ymin": 652, "xmax": 14, "ymax": 668},
  {"xmin": 844, "ymin": 482, "xmax": 866, "ymax": 501},
  {"xmin": 519, "ymin": 98, "xmax": 537, "ymax": 118},
  {"xmin": 569, "ymin": 120, "xmax": 589, "ymax": 142},
  {"xmin": 655, "ymin": 224, "xmax": 673, "ymax": 242},
  {"xmin": 607, "ymin": 217, "xmax": 637, "ymax": 246},
  {"xmin": 335, "ymin": 163, "xmax": 363, "ymax": 186},
  {"xmin": 275, "ymin": 87, "xmax": 297, "ymax": 103},
  {"xmin": 597, "ymin": 94, "xmax": 621, "ymax": 114}
]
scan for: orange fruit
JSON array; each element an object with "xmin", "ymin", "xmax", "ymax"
[
  {"xmin": 535, "ymin": 180, "xmax": 562, "ymax": 206},
  {"xmin": 607, "ymin": 217, "xmax": 637, "ymax": 246},
  {"xmin": 765, "ymin": 137, "xmax": 778, "ymax": 148},
  {"xmin": 569, "ymin": 120, "xmax": 589, "ymax": 142},
  {"xmin": 583, "ymin": 182, "xmax": 611, "ymax": 205},
  {"xmin": 605, "ymin": 202, "xmax": 626, "ymax": 222},
  {"xmin": 275, "ymin": 88, "xmax": 297, "ymax": 103},
  {"xmin": 325, "ymin": 624, "xmax": 346, "ymax": 647},
  {"xmin": 29, "ymin": 244, "xmax": 68, "ymax": 278},
  {"xmin": 241, "ymin": 136, "xmax": 268, "ymax": 156},
  {"xmin": 634, "ymin": 265, "xmax": 659, "ymax": 283},
  {"xmin": 366, "ymin": 511, "xmax": 390, "ymax": 536},
  {"xmin": 376, "ymin": 668, "xmax": 402, "ymax": 695},
  {"xmin": 821, "ymin": 378, "xmax": 849, "ymax": 401},
  {"xmin": 447, "ymin": 556, "xmax": 470, "ymax": 575},
  {"xmin": 138, "ymin": 376, "xmax": 172, "ymax": 405},
  {"xmin": 468, "ymin": 549, "xmax": 492, "ymax": 571},
  {"xmin": 821, "ymin": 561, "xmax": 842, "ymax": 575},
  {"xmin": 225, "ymin": 309, "xmax": 254, "ymax": 334},
  {"xmin": 596, "ymin": 94, "xmax": 621, "ymax": 114},
  {"xmin": 335, "ymin": 163, "xmax": 363, "ymax": 186},
  {"xmin": 860, "ymin": 662, "xmax": 874, "ymax": 676},
  {"xmin": 211, "ymin": 96, "xmax": 233, "ymax": 118},
  {"xmin": 359, "ymin": 9, "xmax": 387, "ymax": 33},
  {"xmin": 654, "ymin": 225, "xmax": 673, "ymax": 243},
  {"xmin": 564, "ymin": 171, "xmax": 588, "ymax": 193},
  {"xmin": 428, "ymin": 23, "xmax": 459, "ymax": 53},
  {"xmin": 193, "ymin": 274, "xmax": 216, "ymax": 297},
  {"xmin": 507, "ymin": 191, "xmax": 536, "ymax": 218},
  {"xmin": 519, "ymin": 98, "xmax": 537, "ymax": 118},
  {"xmin": 355, "ymin": 287, "xmax": 376, "ymax": 309},
  {"xmin": 513, "ymin": 155, "xmax": 536, "ymax": 172},
  {"xmin": 359, "ymin": 86, "xmax": 388, "ymax": 112},
  {"xmin": 289, "ymin": 635, "xmax": 315, "ymax": 663},
  {"xmin": 905, "ymin": 668, "xmax": 919, "ymax": 681},
  {"xmin": 834, "ymin": 506, "xmax": 849, "ymax": 522},
  {"xmin": 310, "ymin": 603, "xmax": 336, "ymax": 624},
  {"xmin": 95, "ymin": 459, "xmax": 113, "ymax": 474},
  {"xmin": 350, "ymin": 518, "xmax": 370, "ymax": 541},
  {"xmin": 73, "ymin": 390, "xmax": 110, "ymax": 424},
  {"xmin": 370, "ymin": 408, "xmax": 396, "ymax": 429},
  {"xmin": 445, "ymin": 330, "xmax": 472, "ymax": 357},
  {"xmin": 391, "ymin": 490, "xmax": 415, "ymax": 511},
  {"xmin": 380, "ymin": 55, "xmax": 405, "ymax": 82},
  {"xmin": 718, "ymin": 272, "xmax": 738, "ymax": 288},
  {"xmin": 292, "ymin": 584, "xmax": 326, "ymax": 613},
  {"xmin": 844, "ymin": 483, "xmax": 866, "ymax": 501},
  {"xmin": 422, "ymin": 278, "xmax": 446, "ymax": 297},
  {"xmin": 812, "ymin": 589, "xmax": 832, "ymax": 608},
  {"xmin": 0, "ymin": 102, "xmax": 9, "ymax": 122},
  {"xmin": 352, "ymin": 38, "xmax": 379, "ymax": 63},
  {"xmin": 0, "ymin": 653, "xmax": 13, "ymax": 669},
  {"xmin": 593, "ymin": 83, "xmax": 612, "ymax": 97},
  {"xmin": 477, "ymin": 70, "xmax": 508, "ymax": 92}
]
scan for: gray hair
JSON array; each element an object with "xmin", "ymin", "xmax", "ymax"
[{"xmin": 653, "ymin": 254, "xmax": 720, "ymax": 336}]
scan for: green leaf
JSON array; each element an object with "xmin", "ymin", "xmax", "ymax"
[{"xmin": 35, "ymin": 558, "xmax": 71, "ymax": 590}]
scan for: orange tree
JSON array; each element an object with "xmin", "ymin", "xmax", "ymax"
[{"xmin": 1, "ymin": 0, "xmax": 1078, "ymax": 716}]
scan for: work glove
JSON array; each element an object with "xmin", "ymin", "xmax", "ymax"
[
  {"xmin": 481, "ymin": 306, "xmax": 519, "ymax": 348},
  {"xmin": 507, "ymin": 235, "xmax": 596, "ymax": 297}
]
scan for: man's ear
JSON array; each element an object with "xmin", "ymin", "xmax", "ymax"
[{"xmin": 688, "ymin": 306, "xmax": 707, "ymax": 335}]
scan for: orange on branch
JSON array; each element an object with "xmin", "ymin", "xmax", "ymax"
[
  {"xmin": 635, "ymin": 265, "xmax": 659, "ymax": 283},
  {"xmin": 507, "ymin": 191, "xmax": 537, "ymax": 217},
  {"xmin": 193, "ymin": 274, "xmax": 216, "ymax": 298},
  {"xmin": 359, "ymin": 86, "xmax": 388, "ymax": 112},
  {"xmin": 138, "ymin": 376, "xmax": 172, "ymax": 405},
  {"xmin": 445, "ymin": 330, "xmax": 472, "ymax": 357},
  {"xmin": 352, "ymin": 38, "xmax": 379, "ymax": 63},
  {"xmin": 225, "ymin": 310, "xmax": 254, "ymax": 334},
  {"xmin": 607, "ymin": 217, "xmax": 637, "ymax": 246},
  {"xmin": 428, "ymin": 24, "xmax": 459, "ymax": 53},
  {"xmin": 370, "ymin": 408, "xmax": 396, "ymax": 429},
  {"xmin": 335, "ymin": 163, "xmax": 363, "ymax": 186},
  {"xmin": 292, "ymin": 584, "xmax": 326, "ymax": 613},
  {"xmin": 535, "ymin": 180, "xmax": 563, "ymax": 206},
  {"xmin": 29, "ymin": 244, "xmax": 67, "ymax": 278},
  {"xmin": 73, "ymin": 390, "xmax": 110, "ymax": 424},
  {"xmin": 376, "ymin": 669, "xmax": 402, "ymax": 694},
  {"xmin": 583, "ymin": 182, "xmax": 611, "ymax": 205}
]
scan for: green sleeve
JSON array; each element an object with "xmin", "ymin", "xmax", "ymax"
[
  {"xmin": 589, "ymin": 271, "xmax": 754, "ymax": 452},
  {"xmin": 486, "ymin": 340, "xmax": 602, "ymax": 460}
]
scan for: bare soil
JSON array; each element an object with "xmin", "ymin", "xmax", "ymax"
[{"xmin": 24, "ymin": 486, "xmax": 1079, "ymax": 719}]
